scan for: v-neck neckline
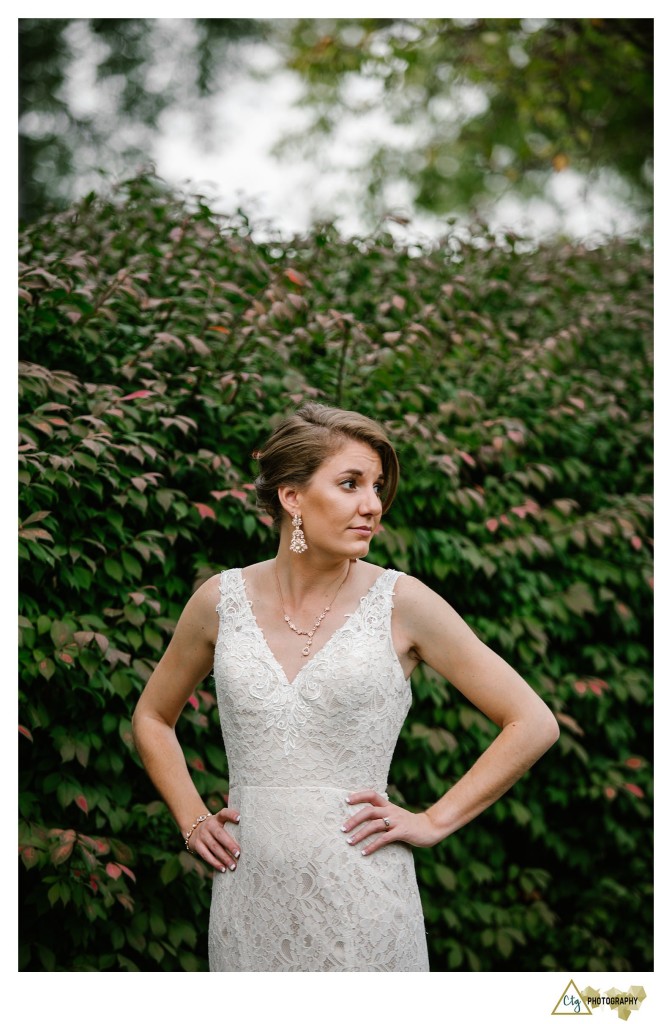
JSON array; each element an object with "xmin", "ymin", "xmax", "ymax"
[{"xmin": 237, "ymin": 567, "xmax": 388, "ymax": 687}]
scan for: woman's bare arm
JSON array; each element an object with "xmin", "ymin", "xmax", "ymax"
[
  {"xmin": 343, "ymin": 574, "xmax": 559, "ymax": 853},
  {"xmin": 132, "ymin": 575, "xmax": 241, "ymax": 872}
]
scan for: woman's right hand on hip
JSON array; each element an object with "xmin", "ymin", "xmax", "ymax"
[{"xmin": 187, "ymin": 807, "xmax": 241, "ymax": 872}]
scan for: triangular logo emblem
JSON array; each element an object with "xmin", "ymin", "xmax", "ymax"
[{"xmin": 552, "ymin": 979, "xmax": 593, "ymax": 1015}]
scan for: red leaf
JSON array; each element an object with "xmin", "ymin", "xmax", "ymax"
[
  {"xmin": 555, "ymin": 713, "xmax": 584, "ymax": 737},
  {"xmin": 120, "ymin": 390, "xmax": 152, "ymax": 401},
  {"xmin": 624, "ymin": 783, "xmax": 644, "ymax": 799},
  {"xmin": 51, "ymin": 841, "xmax": 75, "ymax": 865},
  {"xmin": 604, "ymin": 786, "xmax": 617, "ymax": 800},
  {"xmin": 106, "ymin": 862, "xmax": 122, "ymax": 880},
  {"xmin": 230, "ymin": 490, "xmax": 247, "ymax": 502},
  {"xmin": 456, "ymin": 449, "xmax": 476, "ymax": 468},
  {"xmin": 630, "ymin": 535, "xmax": 643, "ymax": 551},
  {"xmin": 574, "ymin": 681, "xmax": 587, "ymax": 694},
  {"xmin": 285, "ymin": 269, "xmax": 308, "ymax": 287},
  {"xmin": 193, "ymin": 502, "xmax": 216, "ymax": 520},
  {"xmin": 118, "ymin": 864, "xmax": 136, "ymax": 882},
  {"xmin": 75, "ymin": 794, "xmax": 89, "ymax": 814},
  {"xmin": 19, "ymin": 724, "xmax": 33, "ymax": 742},
  {"xmin": 210, "ymin": 490, "xmax": 230, "ymax": 500},
  {"xmin": 259, "ymin": 515, "xmax": 273, "ymax": 527},
  {"xmin": 187, "ymin": 694, "xmax": 199, "ymax": 710},
  {"xmin": 189, "ymin": 757, "xmax": 205, "ymax": 772},
  {"xmin": 208, "ymin": 325, "xmax": 230, "ymax": 333},
  {"xmin": 485, "ymin": 518, "xmax": 499, "ymax": 532},
  {"xmin": 20, "ymin": 846, "xmax": 37, "ymax": 868},
  {"xmin": 625, "ymin": 757, "xmax": 643, "ymax": 769}
]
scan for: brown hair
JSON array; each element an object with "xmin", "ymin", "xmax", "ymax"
[{"xmin": 253, "ymin": 403, "xmax": 400, "ymax": 529}]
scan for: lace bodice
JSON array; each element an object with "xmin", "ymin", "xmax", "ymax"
[{"xmin": 213, "ymin": 567, "xmax": 412, "ymax": 787}]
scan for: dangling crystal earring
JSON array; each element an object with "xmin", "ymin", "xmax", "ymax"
[{"xmin": 289, "ymin": 513, "xmax": 308, "ymax": 554}]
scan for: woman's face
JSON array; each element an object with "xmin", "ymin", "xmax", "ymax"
[{"xmin": 290, "ymin": 440, "xmax": 385, "ymax": 558}]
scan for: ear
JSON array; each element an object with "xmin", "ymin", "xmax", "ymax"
[{"xmin": 277, "ymin": 485, "xmax": 301, "ymax": 519}]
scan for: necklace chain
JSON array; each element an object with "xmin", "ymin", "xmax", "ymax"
[{"xmin": 274, "ymin": 561, "xmax": 351, "ymax": 657}]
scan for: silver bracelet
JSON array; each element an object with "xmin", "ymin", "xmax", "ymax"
[{"xmin": 184, "ymin": 812, "xmax": 212, "ymax": 852}]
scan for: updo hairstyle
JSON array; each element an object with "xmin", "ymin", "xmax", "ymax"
[{"xmin": 253, "ymin": 403, "xmax": 399, "ymax": 529}]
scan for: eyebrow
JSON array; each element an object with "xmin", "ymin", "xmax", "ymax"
[{"xmin": 337, "ymin": 468, "xmax": 385, "ymax": 480}]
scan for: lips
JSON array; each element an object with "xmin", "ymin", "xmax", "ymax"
[{"xmin": 350, "ymin": 526, "xmax": 372, "ymax": 535}]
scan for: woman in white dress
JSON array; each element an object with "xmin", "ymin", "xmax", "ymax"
[{"xmin": 132, "ymin": 403, "xmax": 559, "ymax": 971}]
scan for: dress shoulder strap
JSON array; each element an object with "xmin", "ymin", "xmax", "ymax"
[
  {"xmin": 216, "ymin": 567, "xmax": 240, "ymax": 617},
  {"xmin": 378, "ymin": 567, "xmax": 405, "ymax": 600}
]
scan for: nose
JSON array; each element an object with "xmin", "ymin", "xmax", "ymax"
[{"xmin": 359, "ymin": 486, "xmax": 383, "ymax": 516}]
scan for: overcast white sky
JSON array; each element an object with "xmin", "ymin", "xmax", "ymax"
[{"xmin": 45, "ymin": 18, "xmax": 651, "ymax": 248}]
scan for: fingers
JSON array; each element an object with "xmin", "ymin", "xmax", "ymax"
[
  {"xmin": 346, "ymin": 790, "xmax": 386, "ymax": 806},
  {"xmin": 342, "ymin": 794, "xmax": 395, "ymax": 856},
  {"xmin": 191, "ymin": 808, "xmax": 241, "ymax": 872},
  {"xmin": 342, "ymin": 800, "xmax": 389, "ymax": 833}
]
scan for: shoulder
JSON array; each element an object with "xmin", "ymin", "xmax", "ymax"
[
  {"xmin": 180, "ymin": 572, "xmax": 232, "ymax": 638},
  {"xmin": 390, "ymin": 573, "xmax": 471, "ymax": 644}
]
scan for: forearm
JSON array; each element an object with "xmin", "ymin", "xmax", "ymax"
[
  {"xmin": 132, "ymin": 712, "xmax": 209, "ymax": 836},
  {"xmin": 425, "ymin": 713, "xmax": 559, "ymax": 842}
]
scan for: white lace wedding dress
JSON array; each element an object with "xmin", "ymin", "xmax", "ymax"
[{"xmin": 208, "ymin": 567, "xmax": 430, "ymax": 972}]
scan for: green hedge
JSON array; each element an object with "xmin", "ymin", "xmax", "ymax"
[{"xmin": 19, "ymin": 173, "xmax": 652, "ymax": 971}]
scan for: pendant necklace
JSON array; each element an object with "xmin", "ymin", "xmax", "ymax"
[{"xmin": 274, "ymin": 561, "xmax": 351, "ymax": 656}]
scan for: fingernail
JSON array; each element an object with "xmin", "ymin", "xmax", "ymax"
[
  {"xmin": 340, "ymin": 825, "xmax": 347, "ymax": 832},
  {"xmin": 345, "ymin": 798, "xmax": 351, "ymax": 804},
  {"xmin": 221, "ymin": 867, "xmax": 226, "ymax": 873},
  {"xmin": 235, "ymin": 815, "xmax": 241, "ymax": 823},
  {"xmin": 234, "ymin": 850, "xmax": 240, "ymax": 858},
  {"xmin": 229, "ymin": 863, "xmax": 236, "ymax": 871},
  {"xmin": 361, "ymin": 849, "xmax": 368, "ymax": 856},
  {"xmin": 347, "ymin": 838, "xmax": 354, "ymax": 845}
]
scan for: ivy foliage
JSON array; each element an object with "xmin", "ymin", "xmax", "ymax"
[{"xmin": 19, "ymin": 173, "xmax": 652, "ymax": 971}]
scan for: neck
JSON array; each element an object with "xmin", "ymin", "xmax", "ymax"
[{"xmin": 274, "ymin": 544, "xmax": 354, "ymax": 606}]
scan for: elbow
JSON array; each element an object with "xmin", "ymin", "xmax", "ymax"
[{"xmin": 542, "ymin": 712, "xmax": 561, "ymax": 749}]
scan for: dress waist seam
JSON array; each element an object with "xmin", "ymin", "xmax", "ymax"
[{"xmin": 229, "ymin": 783, "xmax": 388, "ymax": 792}]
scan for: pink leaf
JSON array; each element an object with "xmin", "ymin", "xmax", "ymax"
[
  {"xmin": 106, "ymin": 862, "xmax": 122, "ymax": 880},
  {"xmin": 259, "ymin": 515, "xmax": 273, "ymax": 527},
  {"xmin": 193, "ymin": 502, "xmax": 216, "ymax": 520},
  {"xmin": 285, "ymin": 268, "xmax": 308, "ymax": 287},
  {"xmin": 210, "ymin": 490, "xmax": 230, "ymax": 500},
  {"xmin": 188, "ymin": 695, "xmax": 199, "ymax": 710},
  {"xmin": 75, "ymin": 794, "xmax": 89, "ymax": 814},
  {"xmin": 119, "ymin": 864, "xmax": 136, "ymax": 882},
  {"xmin": 574, "ymin": 681, "xmax": 587, "ymax": 694},
  {"xmin": 625, "ymin": 757, "xmax": 643, "ymax": 769},
  {"xmin": 120, "ymin": 390, "xmax": 152, "ymax": 401},
  {"xmin": 624, "ymin": 783, "xmax": 644, "ymax": 799},
  {"xmin": 630, "ymin": 536, "xmax": 643, "ymax": 550},
  {"xmin": 455, "ymin": 450, "xmax": 476, "ymax": 468},
  {"xmin": 19, "ymin": 724, "xmax": 33, "ymax": 742},
  {"xmin": 604, "ymin": 786, "xmax": 617, "ymax": 800},
  {"xmin": 230, "ymin": 490, "xmax": 247, "ymax": 502},
  {"xmin": 485, "ymin": 518, "xmax": 499, "ymax": 532}
]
